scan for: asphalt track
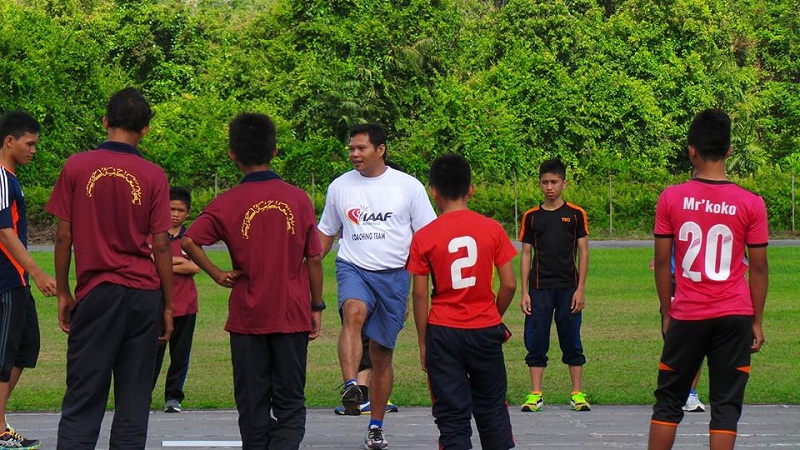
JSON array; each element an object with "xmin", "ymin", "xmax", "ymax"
[{"xmin": 9, "ymin": 404, "xmax": 800, "ymax": 449}]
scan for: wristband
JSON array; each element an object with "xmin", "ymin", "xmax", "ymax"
[{"xmin": 311, "ymin": 300, "xmax": 326, "ymax": 311}]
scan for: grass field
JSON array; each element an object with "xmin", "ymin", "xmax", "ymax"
[{"xmin": 11, "ymin": 245, "xmax": 799, "ymax": 412}]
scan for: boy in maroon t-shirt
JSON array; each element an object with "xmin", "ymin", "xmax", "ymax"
[
  {"xmin": 182, "ymin": 113, "xmax": 323, "ymax": 450},
  {"xmin": 408, "ymin": 153, "xmax": 517, "ymax": 450},
  {"xmin": 46, "ymin": 87, "xmax": 173, "ymax": 449},
  {"xmin": 152, "ymin": 187, "xmax": 200, "ymax": 414}
]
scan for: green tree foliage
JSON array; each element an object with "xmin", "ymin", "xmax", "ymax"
[{"xmin": 4, "ymin": 0, "xmax": 800, "ymax": 235}]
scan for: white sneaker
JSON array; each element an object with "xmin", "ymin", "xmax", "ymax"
[
  {"xmin": 683, "ymin": 392, "xmax": 706, "ymax": 412},
  {"xmin": 364, "ymin": 425, "xmax": 388, "ymax": 449}
]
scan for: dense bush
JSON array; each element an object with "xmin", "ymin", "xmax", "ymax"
[{"xmin": 5, "ymin": 0, "xmax": 800, "ymax": 238}]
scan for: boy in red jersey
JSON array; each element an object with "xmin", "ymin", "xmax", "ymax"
[
  {"xmin": 648, "ymin": 109, "xmax": 768, "ymax": 450},
  {"xmin": 408, "ymin": 153, "xmax": 517, "ymax": 450},
  {"xmin": 519, "ymin": 158, "xmax": 590, "ymax": 412},
  {"xmin": 182, "ymin": 113, "xmax": 323, "ymax": 450},
  {"xmin": 46, "ymin": 88, "xmax": 174, "ymax": 449},
  {"xmin": 152, "ymin": 187, "xmax": 200, "ymax": 414},
  {"xmin": 0, "ymin": 110, "xmax": 56, "ymax": 449}
]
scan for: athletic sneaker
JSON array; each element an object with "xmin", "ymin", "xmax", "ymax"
[
  {"xmin": 334, "ymin": 399, "xmax": 400, "ymax": 415},
  {"xmin": 164, "ymin": 399, "xmax": 182, "ymax": 413},
  {"xmin": 521, "ymin": 392, "xmax": 543, "ymax": 412},
  {"xmin": 340, "ymin": 383, "xmax": 365, "ymax": 416},
  {"xmin": 570, "ymin": 391, "xmax": 591, "ymax": 411},
  {"xmin": 383, "ymin": 400, "xmax": 399, "ymax": 413},
  {"xmin": 364, "ymin": 425, "xmax": 389, "ymax": 449},
  {"xmin": 683, "ymin": 392, "xmax": 706, "ymax": 412},
  {"xmin": 0, "ymin": 427, "xmax": 40, "ymax": 449}
]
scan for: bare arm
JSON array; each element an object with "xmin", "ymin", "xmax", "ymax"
[
  {"xmin": 152, "ymin": 231, "xmax": 174, "ymax": 343},
  {"xmin": 172, "ymin": 256, "xmax": 201, "ymax": 276},
  {"xmin": 411, "ymin": 274, "xmax": 430, "ymax": 372},
  {"xmin": 653, "ymin": 237, "xmax": 674, "ymax": 335},
  {"xmin": 306, "ymin": 254, "xmax": 324, "ymax": 340},
  {"xmin": 519, "ymin": 243, "xmax": 532, "ymax": 314},
  {"xmin": 571, "ymin": 236, "xmax": 589, "ymax": 313},
  {"xmin": 747, "ymin": 246, "xmax": 768, "ymax": 352},
  {"xmin": 54, "ymin": 219, "xmax": 75, "ymax": 333},
  {"xmin": 181, "ymin": 236, "xmax": 242, "ymax": 288},
  {"xmin": 319, "ymin": 232, "xmax": 336, "ymax": 259},
  {"xmin": 0, "ymin": 227, "xmax": 56, "ymax": 296},
  {"xmin": 495, "ymin": 260, "xmax": 516, "ymax": 317}
]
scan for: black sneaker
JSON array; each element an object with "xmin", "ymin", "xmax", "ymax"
[
  {"xmin": 364, "ymin": 425, "xmax": 388, "ymax": 449},
  {"xmin": 340, "ymin": 383, "xmax": 364, "ymax": 416},
  {"xmin": 0, "ymin": 427, "xmax": 40, "ymax": 449}
]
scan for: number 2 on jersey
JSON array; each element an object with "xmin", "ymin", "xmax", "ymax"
[
  {"xmin": 678, "ymin": 221, "xmax": 733, "ymax": 282},
  {"xmin": 449, "ymin": 236, "xmax": 477, "ymax": 289}
]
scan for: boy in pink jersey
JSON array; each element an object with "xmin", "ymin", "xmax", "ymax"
[
  {"xmin": 648, "ymin": 109, "xmax": 768, "ymax": 450},
  {"xmin": 408, "ymin": 153, "xmax": 517, "ymax": 450}
]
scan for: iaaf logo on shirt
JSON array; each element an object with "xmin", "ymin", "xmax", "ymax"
[{"xmin": 346, "ymin": 207, "xmax": 393, "ymax": 225}]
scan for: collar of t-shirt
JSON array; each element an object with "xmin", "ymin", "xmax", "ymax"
[
  {"xmin": 96, "ymin": 140, "xmax": 141, "ymax": 156},
  {"xmin": 169, "ymin": 225, "xmax": 187, "ymax": 241},
  {"xmin": 240, "ymin": 170, "xmax": 281, "ymax": 184}
]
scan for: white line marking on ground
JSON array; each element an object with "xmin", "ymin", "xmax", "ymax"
[{"xmin": 162, "ymin": 441, "xmax": 242, "ymax": 447}]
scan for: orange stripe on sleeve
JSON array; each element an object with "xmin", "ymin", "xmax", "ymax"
[
  {"xmin": 567, "ymin": 202, "xmax": 590, "ymax": 235},
  {"xmin": 0, "ymin": 201, "xmax": 27, "ymax": 285},
  {"xmin": 658, "ymin": 362, "xmax": 674, "ymax": 371},
  {"xmin": 518, "ymin": 206, "xmax": 539, "ymax": 241},
  {"xmin": 736, "ymin": 366, "xmax": 750, "ymax": 374}
]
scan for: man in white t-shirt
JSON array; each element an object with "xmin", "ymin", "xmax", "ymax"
[{"xmin": 318, "ymin": 123, "xmax": 435, "ymax": 450}]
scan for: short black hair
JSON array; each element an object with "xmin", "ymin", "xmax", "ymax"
[
  {"xmin": 105, "ymin": 87, "xmax": 154, "ymax": 133},
  {"xmin": 349, "ymin": 123, "xmax": 387, "ymax": 159},
  {"xmin": 170, "ymin": 187, "xmax": 191, "ymax": 210},
  {"xmin": 539, "ymin": 157, "xmax": 566, "ymax": 180},
  {"xmin": 687, "ymin": 109, "xmax": 731, "ymax": 161},
  {"xmin": 0, "ymin": 110, "xmax": 40, "ymax": 140},
  {"xmin": 429, "ymin": 153, "xmax": 471, "ymax": 200},
  {"xmin": 228, "ymin": 113, "xmax": 277, "ymax": 167}
]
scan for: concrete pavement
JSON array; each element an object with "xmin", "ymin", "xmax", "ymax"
[{"xmin": 9, "ymin": 404, "xmax": 800, "ymax": 449}]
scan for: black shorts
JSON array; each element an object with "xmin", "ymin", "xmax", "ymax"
[
  {"xmin": 652, "ymin": 315, "xmax": 752, "ymax": 433},
  {"xmin": 0, "ymin": 286, "xmax": 40, "ymax": 382}
]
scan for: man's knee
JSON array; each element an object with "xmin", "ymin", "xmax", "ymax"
[
  {"xmin": 369, "ymin": 342, "xmax": 393, "ymax": 369},
  {"xmin": 341, "ymin": 299, "xmax": 367, "ymax": 325}
]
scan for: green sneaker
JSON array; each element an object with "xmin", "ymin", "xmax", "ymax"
[
  {"xmin": 570, "ymin": 391, "xmax": 591, "ymax": 411},
  {"xmin": 521, "ymin": 392, "xmax": 543, "ymax": 412}
]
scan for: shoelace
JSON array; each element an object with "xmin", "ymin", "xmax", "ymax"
[
  {"xmin": 3, "ymin": 428, "xmax": 25, "ymax": 442},
  {"xmin": 367, "ymin": 427, "xmax": 384, "ymax": 442},
  {"xmin": 337, "ymin": 381, "xmax": 358, "ymax": 391}
]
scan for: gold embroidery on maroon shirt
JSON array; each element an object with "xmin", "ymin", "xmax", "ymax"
[
  {"xmin": 241, "ymin": 200, "xmax": 295, "ymax": 239},
  {"xmin": 85, "ymin": 167, "xmax": 143, "ymax": 205}
]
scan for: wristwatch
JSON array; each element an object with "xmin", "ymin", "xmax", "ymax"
[{"xmin": 311, "ymin": 300, "xmax": 326, "ymax": 311}]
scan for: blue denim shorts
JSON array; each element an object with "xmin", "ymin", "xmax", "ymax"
[{"xmin": 335, "ymin": 259, "xmax": 410, "ymax": 349}]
